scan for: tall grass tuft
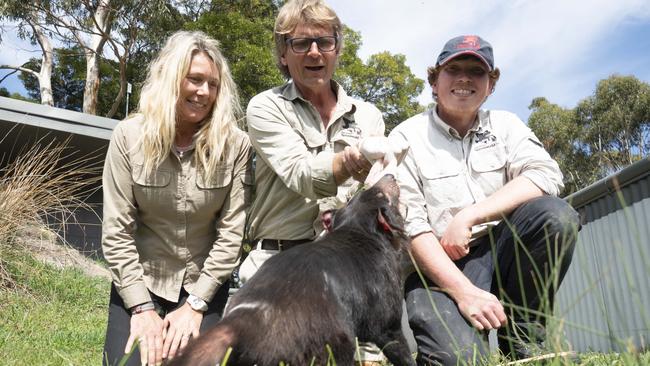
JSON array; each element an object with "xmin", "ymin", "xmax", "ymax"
[{"xmin": 0, "ymin": 137, "xmax": 102, "ymax": 291}]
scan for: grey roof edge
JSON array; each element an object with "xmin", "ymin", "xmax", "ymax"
[
  {"xmin": 565, "ymin": 157, "xmax": 650, "ymax": 209},
  {"xmin": 0, "ymin": 96, "xmax": 119, "ymax": 132}
]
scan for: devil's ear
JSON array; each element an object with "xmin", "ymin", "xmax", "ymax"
[
  {"xmin": 321, "ymin": 210, "xmax": 336, "ymax": 233},
  {"xmin": 377, "ymin": 208, "xmax": 393, "ymax": 233}
]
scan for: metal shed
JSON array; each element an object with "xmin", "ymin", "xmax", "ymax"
[
  {"xmin": 556, "ymin": 157, "xmax": 650, "ymax": 352},
  {"xmin": 0, "ymin": 96, "xmax": 117, "ymax": 257}
]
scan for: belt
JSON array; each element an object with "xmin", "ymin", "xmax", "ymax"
[{"xmin": 256, "ymin": 238, "xmax": 311, "ymax": 251}]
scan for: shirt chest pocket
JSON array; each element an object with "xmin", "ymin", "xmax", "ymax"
[
  {"xmin": 132, "ymin": 164, "xmax": 173, "ymax": 209},
  {"xmin": 196, "ymin": 164, "xmax": 233, "ymax": 189},
  {"xmin": 290, "ymin": 123, "xmax": 326, "ymax": 156},
  {"xmin": 283, "ymin": 105, "xmax": 327, "ymax": 155},
  {"xmin": 192, "ymin": 164, "xmax": 233, "ymax": 213},
  {"xmin": 469, "ymin": 144, "xmax": 507, "ymax": 195},
  {"xmin": 419, "ymin": 162, "xmax": 462, "ymax": 205}
]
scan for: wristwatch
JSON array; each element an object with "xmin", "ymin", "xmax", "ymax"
[{"xmin": 186, "ymin": 294, "xmax": 209, "ymax": 312}]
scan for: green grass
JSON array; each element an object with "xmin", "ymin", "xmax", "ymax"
[
  {"xmin": 1, "ymin": 241, "xmax": 649, "ymax": 365},
  {"xmin": 0, "ymin": 247, "xmax": 109, "ymax": 365}
]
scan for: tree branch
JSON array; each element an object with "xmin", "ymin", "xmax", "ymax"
[
  {"xmin": 0, "ymin": 67, "xmax": 35, "ymax": 80},
  {"xmin": 0, "ymin": 69, "xmax": 19, "ymax": 84}
]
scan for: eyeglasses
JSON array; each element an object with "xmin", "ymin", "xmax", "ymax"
[
  {"xmin": 285, "ymin": 36, "xmax": 338, "ymax": 53},
  {"xmin": 442, "ymin": 64, "xmax": 489, "ymax": 78}
]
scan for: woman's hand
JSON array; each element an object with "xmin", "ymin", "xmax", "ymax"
[
  {"xmin": 125, "ymin": 309, "xmax": 165, "ymax": 365},
  {"xmin": 161, "ymin": 303, "xmax": 203, "ymax": 360}
]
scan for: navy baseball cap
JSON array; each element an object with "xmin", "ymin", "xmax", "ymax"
[{"xmin": 436, "ymin": 35, "xmax": 494, "ymax": 71}]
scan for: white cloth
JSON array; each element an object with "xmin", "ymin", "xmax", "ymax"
[{"xmin": 358, "ymin": 135, "xmax": 410, "ymax": 186}]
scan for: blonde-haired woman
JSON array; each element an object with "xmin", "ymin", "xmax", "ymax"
[{"xmin": 102, "ymin": 30, "xmax": 252, "ymax": 366}]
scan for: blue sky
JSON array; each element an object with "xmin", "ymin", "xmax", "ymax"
[{"xmin": 2, "ymin": 0, "xmax": 650, "ymax": 123}]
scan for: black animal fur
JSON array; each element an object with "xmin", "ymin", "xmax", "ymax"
[{"xmin": 169, "ymin": 175, "xmax": 415, "ymax": 366}]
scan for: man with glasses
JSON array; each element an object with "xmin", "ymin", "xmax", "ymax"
[
  {"xmin": 389, "ymin": 35, "xmax": 580, "ymax": 364},
  {"xmin": 240, "ymin": 1, "xmax": 387, "ymax": 363}
]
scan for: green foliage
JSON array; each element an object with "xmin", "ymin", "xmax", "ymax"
[
  {"xmin": 528, "ymin": 75, "xmax": 650, "ymax": 195},
  {"xmin": 575, "ymin": 75, "xmax": 650, "ymax": 175},
  {"xmin": 187, "ymin": 0, "xmax": 284, "ymax": 107},
  {"xmin": 17, "ymin": 47, "xmax": 133, "ymax": 118},
  {"xmin": 18, "ymin": 48, "xmax": 84, "ymax": 111},
  {"xmin": 0, "ymin": 87, "xmax": 33, "ymax": 101},
  {"xmin": 528, "ymin": 97, "xmax": 598, "ymax": 194},
  {"xmin": 336, "ymin": 28, "xmax": 424, "ymax": 131}
]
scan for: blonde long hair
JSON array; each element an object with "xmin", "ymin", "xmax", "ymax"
[{"xmin": 137, "ymin": 30, "xmax": 242, "ymax": 178}]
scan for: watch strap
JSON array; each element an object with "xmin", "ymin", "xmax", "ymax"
[
  {"xmin": 131, "ymin": 301, "xmax": 155, "ymax": 315},
  {"xmin": 187, "ymin": 294, "xmax": 209, "ymax": 312}
]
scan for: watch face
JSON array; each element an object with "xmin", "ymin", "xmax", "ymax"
[{"xmin": 188, "ymin": 295, "xmax": 208, "ymax": 311}]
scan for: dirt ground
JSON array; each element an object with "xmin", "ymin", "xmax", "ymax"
[{"xmin": 16, "ymin": 225, "xmax": 110, "ymax": 279}]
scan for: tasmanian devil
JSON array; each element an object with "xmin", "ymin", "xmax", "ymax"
[{"xmin": 169, "ymin": 174, "xmax": 415, "ymax": 366}]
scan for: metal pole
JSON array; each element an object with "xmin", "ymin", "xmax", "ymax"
[{"xmin": 125, "ymin": 82, "xmax": 132, "ymax": 116}]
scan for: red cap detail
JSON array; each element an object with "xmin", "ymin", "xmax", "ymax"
[{"xmin": 456, "ymin": 35, "xmax": 481, "ymax": 50}]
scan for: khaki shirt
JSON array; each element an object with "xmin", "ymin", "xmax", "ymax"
[
  {"xmin": 390, "ymin": 107, "xmax": 563, "ymax": 240},
  {"xmin": 102, "ymin": 116, "xmax": 253, "ymax": 308},
  {"xmin": 246, "ymin": 81, "xmax": 385, "ymax": 241}
]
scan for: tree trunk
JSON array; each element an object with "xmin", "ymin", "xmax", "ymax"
[
  {"xmin": 82, "ymin": 50, "xmax": 100, "ymax": 114},
  {"xmin": 106, "ymin": 57, "xmax": 127, "ymax": 118},
  {"xmin": 82, "ymin": 0, "xmax": 112, "ymax": 115},
  {"xmin": 31, "ymin": 9, "xmax": 54, "ymax": 106}
]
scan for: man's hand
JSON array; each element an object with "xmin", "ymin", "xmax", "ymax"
[
  {"xmin": 161, "ymin": 302, "xmax": 203, "ymax": 360},
  {"xmin": 451, "ymin": 285, "xmax": 507, "ymax": 331},
  {"xmin": 440, "ymin": 208, "xmax": 475, "ymax": 260},
  {"xmin": 125, "ymin": 309, "xmax": 165, "ymax": 365},
  {"xmin": 342, "ymin": 145, "xmax": 372, "ymax": 182}
]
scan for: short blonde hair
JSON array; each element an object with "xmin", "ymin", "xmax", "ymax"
[
  {"xmin": 273, "ymin": 0, "xmax": 343, "ymax": 78},
  {"xmin": 137, "ymin": 30, "xmax": 242, "ymax": 179}
]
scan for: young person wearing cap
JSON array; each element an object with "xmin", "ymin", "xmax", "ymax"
[{"xmin": 389, "ymin": 35, "xmax": 580, "ymax": 364}]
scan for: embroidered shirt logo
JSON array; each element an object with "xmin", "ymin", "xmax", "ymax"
[
  {"xmin": 340, "ymin": 126, "xmax": 362, "ymax": 139},
  {"xmin": 473, "ymin": 129, "xmax": 497, "ymax": 150}
]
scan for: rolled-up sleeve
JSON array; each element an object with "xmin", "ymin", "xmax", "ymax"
[
  {"xmin": 503, "ymin": 112, "xmax": 564, "ymax": 197},
  {"xmin": 192, "ymin": 134, "xmax": 254, "ymax": 301},
  {"xmin": 102, "ymin": 123, "xmax": 151, "ymax": 308},
  {"xmin": 247, "ymin": 93, "xmax": 337, "ymax": 199},
  {"xmin": 390, "ymin": 130, "xmax": 432, "ymax": 238}
]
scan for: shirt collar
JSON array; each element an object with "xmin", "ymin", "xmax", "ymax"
[
  {"xmin": 430, "ymin": 104, "xmax": 489, "ymax": 139},
  {"xmin": 280, "ymin": 80, "xmax": 357, "ymax": 115}
]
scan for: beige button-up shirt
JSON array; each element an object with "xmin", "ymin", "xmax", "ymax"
[
  {"xmin": 102, "ymin": 116, "xmax": 253, "ymax": 308},
  {"xmin": 246, "ymin": 81, "xmax": 385, "ymax": 241},
  {"xmin": 390, "ymin": 107, "xmax": 563, "ymax": 240}
]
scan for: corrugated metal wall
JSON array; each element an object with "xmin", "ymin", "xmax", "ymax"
[
  {"xmin": 1, "ymin": 97, "xmax": 116, "ymax": 257},
  {"xmin": 556, "ymin": 157, "xmax": 650, "ymax": 352}
]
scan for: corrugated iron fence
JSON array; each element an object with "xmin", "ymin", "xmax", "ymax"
[{"xmin": 556, "ymin": 157, "xmax": 650, "ymax": 352}]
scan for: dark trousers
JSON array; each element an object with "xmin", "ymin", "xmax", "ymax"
[
  {"xmin": 405, "ymin": 196, "xmax": 580, "ymax": 365},
  {"xmin": 102, "ymin": 283, "xmax": 229, "ymax": 366}
]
